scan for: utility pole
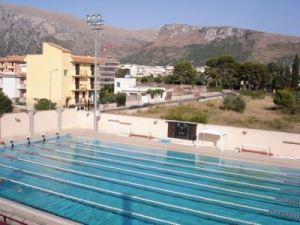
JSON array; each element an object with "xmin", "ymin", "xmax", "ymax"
[{"xmin": 87, "ymin": 14, "xmax": 104, "ymax": 133}]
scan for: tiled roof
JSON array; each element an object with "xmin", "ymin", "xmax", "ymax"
[
  {"xmin": 0, "ymin": 55, "xmax": 26, "ymax": 63},
  {"xmin": 46, "ymin": 43, "xmax": 72, "ymax": 53},
  {"xmin": 71, "ymin": 55, "xmax": 107, "ymax": 64}
]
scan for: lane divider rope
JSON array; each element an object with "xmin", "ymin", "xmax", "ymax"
[
  {"xmin": 0, "ymin": 176, "xmax": 179, "ymax": 225},
  {"xmin": 0, "ymin": 163, "xmax": 263, "ymax": 225}
]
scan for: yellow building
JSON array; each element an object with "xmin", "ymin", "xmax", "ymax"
[{"xmin": 26, "ymin": 42, "xmax": 119, "ymax": 108}]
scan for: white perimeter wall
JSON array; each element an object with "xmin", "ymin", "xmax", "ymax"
[{"xmin": 0, "ymin": 110, "xmax": 299, "ymax": 157}]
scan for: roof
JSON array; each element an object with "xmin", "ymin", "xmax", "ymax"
[
  {"xmin": 71, "ymin": 55, "xmax": 107, "ymax": 64},
  {"xmin": 46, "ymin": 43, "xmax": 72, "ymax": 53},
  {"xmin": 0, "ymin": 55, "xmax": 26, "ymax": 63}
]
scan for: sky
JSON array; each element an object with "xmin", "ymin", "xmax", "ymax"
[{"xmin": 2, "ymin": 0, "xmax": 300, "ymax": 36}]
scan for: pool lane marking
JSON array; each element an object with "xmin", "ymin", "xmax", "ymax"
[
  {"xmin": 44, "ymin": 142, "xmax": 297, "ymax": 186},
  {"xmin": 5, "ymin": 149, "xmax": 298, "ymax": 208},
  {"xmin": 14, "ymin": 158, "xmax": 283, "ymax": 212},
  {"xmin": 38, "ymin": 151, "xmax": 300, "ymax": 196},
  {"xmin": 57, "ymin": 138, "xmax": 300, "ymax": 181},
  {"xmin": 0, "ymin": 163, "xmax": 263, "ymax": 225},
  {"xmin": 62, "ymin": 136, "xmax": 299, "ymax": 178},
  {"xmin": 15, "ymin": 157, "xmax": 300, "ymax": 208},
  {"xmin": 0, "ymin": 176, "xmax": 179, "ymax": 225},
  {"xmin": 29, "ymin": 152, "xmax": 282, "ymax": 201},
  {"xmin": 39, "ymin": 146, "xmax": 281, "ymax": 192}
]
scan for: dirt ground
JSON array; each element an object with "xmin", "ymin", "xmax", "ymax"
[{"xmin": 120, "ymin": 96, "xmax": 300, "ymax": 133}]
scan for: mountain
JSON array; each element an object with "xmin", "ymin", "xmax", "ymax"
[
  {"xmin": 122, "ymin": 24, "xmax": 300, "ymax": 66},
  {"xmin": 1, "ymin": 3, "xmax": 300, "ymax": 66},
  {"xmin": 0, "ymin": 3, "xmax": 158, "ymax": 59}
]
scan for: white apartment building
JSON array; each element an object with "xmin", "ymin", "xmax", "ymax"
[
  {"xmin": 0, "ymin": 55, "xmax": 27, "ymax": 101},
  {"xmin": 121, "ymin": 64, "xmax": 173, "ymax": 77}
]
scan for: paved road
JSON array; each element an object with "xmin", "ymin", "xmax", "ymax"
[{"xmin": 102, "ymin": 92, "xmax": 224, "ymax": 113}]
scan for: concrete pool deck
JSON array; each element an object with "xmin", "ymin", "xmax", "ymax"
[{"xmin": 0, "ymin": 197, "xmax": 80, "ymax": 225}]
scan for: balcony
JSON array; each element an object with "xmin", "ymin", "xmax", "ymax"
[
  {"xmin": 73, "ymin": 84, "xmax": 88, "ymax": 92},
  {"xmin": 18, "ymin": 83, "xmax": 26, "ymax": 89},
  {"xmin": 7, "ymin": 64, "xmax": 14, "ymax": 69},
  {"xmin": 73, "ymin": 70, "xmax": 88, "ymax": 78}
]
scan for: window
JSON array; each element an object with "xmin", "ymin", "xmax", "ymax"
[
  {"xmin": 64, "ymin": 70, "xmax": 68, "ymax": 77},
  {"xmin": 117, "ymin": 82, "xmax": 120, "ymax": 87}
]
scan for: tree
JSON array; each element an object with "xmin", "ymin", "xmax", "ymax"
[
  {"xmin": 273, "ymin": 89, "xmax": 295, "ymax": 113},
  {"xmin": 239, "ymin": 62, "xmax": 270, "ymax": 90},
  {"xmin": 0, "ymin": 91, "xmax": 12, "ymax": 116},
  {"xmin": 99, "ymin": 84, "xmax": 115, "ymax": 104},
  {"xmin": 292, "ymin": 54, "xmax": 299, "ymax": 89},
  {"xmin": 115, "ymin": 93, "xmax": 126, "ymax": 106},
  {"xmin": 206, "ymin": 55, "xmax": 239, "ymax": 89},
  {"xmin": 116, "ymin": 68, "xmax": 130, "ymax": 78},
  {"xmin": 140, "ymin": 77, "xmax": 149, "ymax": 83},
  {"xmin": 173, "ymin": 61, "xmax": 196, "ymax": 85},
  {"xmin": 146, "ymin": 89, "xmax": 164, "ymax": 98},
  {"xmin": 267, "ymin": 62, "xmax": 285, "ymax": 90},
  {"xmin": 34, "ymin": 98, "xmax": 57, "ymax": 111},
  {"xmin": 284, "ymin": 65, "xmax": 292, "ymax": 88},
  {"xmin": 153, "ymin": 76, "xmax": 162, "ymax": 84}
]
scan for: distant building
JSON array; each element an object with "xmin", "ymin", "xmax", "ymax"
[
  {"xmin": 121, "ymin": 64, "xmax": 173, "ymax": 77},
  {"xmin": 195, "ymin": 66, "xmax": 206, "ymax": 73},
  {"xmin": 114, "ymin": 77, "xmax": 137, "ymax": 94},
  {"xmin": 0, "ymin": 55, "xmax": 27, "ymax": 101},
  {"xmin": 26, "ymin": 42, "xmax": 119, "ymax": 108},
  {"xmin": 114, "ymin": 77, "xmax": 169, "ymax": 105}
]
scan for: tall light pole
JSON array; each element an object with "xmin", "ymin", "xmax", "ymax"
[
  {"xmin": 87, "ymin": 14, "xmax": 103, "ymax": 133},
  {"xmin": 49, "ymin": 68, "xmax": 58, "ymax": 110}
]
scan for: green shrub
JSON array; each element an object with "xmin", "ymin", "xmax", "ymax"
[
  {"xmin": 164, "ymin": 105, "xmax": 208, "ymax": 124},
  {"xmin": 0, "ymin": 91, "xmax": 12, "ymax": 116},
  {"xmin": 223, "ymin": 94, "xmax": 246, "ymax": 113},
  {"xmin": 101, "ymin": 93, "xmax": 116, "ymax": 104},
  {"xmin": 210, "ymin": 86, "xmax": 223, "ymax": 92},
  {"xmin": 146, "ymin": 89, "xmax": 164, "ymax": 98},
  {"xmin": 240, "ymin": 90, "xmax": 267, "ymax": 99},
  {"xmin": 116, "ymin": 93, "xmax": 126, "ymax": 106},
  {"xmin": 34, "ymin": 98, "xmax": 57, "ymax": 111},
  {"xmin": 273, "ymin": 89, "xmax": 295, "ymax": 113}
]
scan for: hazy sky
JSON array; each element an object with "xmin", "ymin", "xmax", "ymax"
[{"xmin": 3, "ymin": 0, "xmax": 300, "ymax": 36}]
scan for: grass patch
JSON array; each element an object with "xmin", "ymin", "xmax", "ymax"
[
  {"xmin": 164, "ymin": 105, "xmax": 208, "ymax": 124},
  {"xmin": 120, "ymin": 96, "xmax": 300, "ymax": 133},
  {"xmin": 240, "ymin": 90, "xmax": 267, "ymax": 99}
]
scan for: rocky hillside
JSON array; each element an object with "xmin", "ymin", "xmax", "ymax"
[
  {"xmin": 122, "ymin": 24, "xmax": 300, "ymax": 66},
  {"xmin": 1, "ymin": 3, "xmax": 300, "ymax": 66},
  {"xmin": 0, "ymin": 3, "xmax": 158, "ymax": 58}
]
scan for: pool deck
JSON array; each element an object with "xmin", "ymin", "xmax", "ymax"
[
  {"xmin": 1, "ymin": 128, "xmax": 300, "ymax": 225},
  {"xmin": 0, "ymin": 197, "xmax": 80, "ymax": 225}
]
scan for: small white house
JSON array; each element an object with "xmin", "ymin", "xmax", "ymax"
[
  {"xmin": 114, "ymin": 77, "xmax": 168, "ymax": 105},
  {"xmin": 114, "ymin": 77, "xmax": 136, "ymax": 94}
]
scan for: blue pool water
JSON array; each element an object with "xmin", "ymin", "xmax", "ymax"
[{"xmin": 0, "ymin": 135, "xmax": 299, "ymax": 225}]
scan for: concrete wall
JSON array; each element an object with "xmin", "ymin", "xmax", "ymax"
[
  {"xmin": 0, "ymin": 112, "xmax": 30, "ymax": 138},
  {"xmin": 1, "ymin": 110, "xmax": 299, "ymax": 158},
  {"xmin": 97, "ymin": 113, "xmax": 300, "ymax": 158},
  {"xmin": 0, "ymin": 109, "xmax": 93, "ymax": 139}
]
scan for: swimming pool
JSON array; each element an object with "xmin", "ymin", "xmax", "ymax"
[{"xmin": 0, "ymin": 134, "xmax": 299, "ymax": 225}]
